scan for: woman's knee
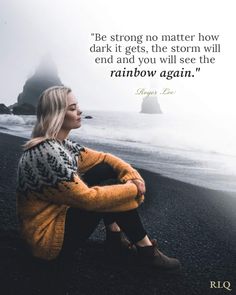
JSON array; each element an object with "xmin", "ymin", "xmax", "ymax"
[{"xmin": 82, "ymin": 162, "xmax": 118, "ymax": 186}]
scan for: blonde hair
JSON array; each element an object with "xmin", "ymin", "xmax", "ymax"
[{"xmin": 22, "ymin": 86, "xmax": 72, "ymax": 150}]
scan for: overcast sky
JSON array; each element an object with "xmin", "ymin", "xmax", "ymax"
[{"xmin": 0, "ymin": 0, "xmax": 235, "ymax": 117}]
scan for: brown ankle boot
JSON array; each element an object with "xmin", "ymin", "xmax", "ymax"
[
  {"xmin": 136, "ymin": 240, "xmax": 181, "ymax": 271},
  {"xmin": 105, "ymin": 231, "xmax": 135, "ymax": 256}
]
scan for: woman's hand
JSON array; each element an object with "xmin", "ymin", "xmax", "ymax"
[{"xmin": 126, "ymin": 179, "xmax": 146, "ymax": 197}]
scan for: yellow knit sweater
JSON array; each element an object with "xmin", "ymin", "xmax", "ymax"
[{"xmin": 16, "ymin": 138, "xmax": 144, "ymax": 260}]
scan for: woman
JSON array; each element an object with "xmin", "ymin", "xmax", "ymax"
[{"xmin": 16, "ymin": 86, "xmax": 181, "ymax": 272}]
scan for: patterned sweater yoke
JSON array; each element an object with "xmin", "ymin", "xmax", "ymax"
[{"xmin": 16, "ymin": 139, "xmax": 85, "ymax": 194}]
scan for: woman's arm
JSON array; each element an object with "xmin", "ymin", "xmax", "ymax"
[
  {"xmin": 37, "ymin": 174, "xmax": 144, "ymax": 212},
  {"xmin": 78, "ymin": 147, "xmax": 144, "ymax": 183}
]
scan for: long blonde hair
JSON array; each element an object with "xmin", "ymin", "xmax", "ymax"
[{"xmin": 22, "ymin": 86, "xmax": 72, "ymax": 150}]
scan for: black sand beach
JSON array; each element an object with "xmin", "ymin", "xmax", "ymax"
[{"xmin": 0, "ymin": 132, "xmax": 235, "ymax": 295}]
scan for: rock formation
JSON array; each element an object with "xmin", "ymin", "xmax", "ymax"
[
  {"xmin": 0, "ymin": 104, "xmax": 11, "ymax": 114},
  {"xmin": 13, "ymin": 103, "xmax": 36, "ymax": 115},
  {"xmin": 13, "ymin": 55, "xmax": 63, "ymax": 115},
  {"xmin": 141, "ymin": 95, "xmax": 162, "ymax": 114}
]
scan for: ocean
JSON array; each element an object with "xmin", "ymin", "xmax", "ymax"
[{"xmin": 0, "ymin": 111, "xmax": 236, "ymax": 192}]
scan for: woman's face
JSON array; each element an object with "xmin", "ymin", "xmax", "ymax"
[{"xmin": 61, "ymin": 92, "xmax": 82, "ymax": 131}]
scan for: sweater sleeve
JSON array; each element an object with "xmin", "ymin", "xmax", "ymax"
[
  {"xmin": 37, "ymin": 174, "xmax": 143, "ymax": 212},
  {"xmin": 79, "ymin": 147, "xmax": 144, "ymax": 183}
]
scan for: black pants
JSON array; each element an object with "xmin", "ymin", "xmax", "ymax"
[{"xmin": 59, "ymin": 162, "xmax": 147, "ymax": 258}]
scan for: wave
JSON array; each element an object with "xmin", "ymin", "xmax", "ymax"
[
  {"xmin": 1, "ymin": 112, "xmax": 236, "ymax": 158},
  {"xmin": 0, "ymin": 114, "xmax": 36, "ymax": 126},
  {"xmin": 78, "ymin": 123, "xmax": 236, "ymax": 158}
]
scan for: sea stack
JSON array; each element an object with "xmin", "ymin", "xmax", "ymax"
[
  {"xmin": 12, "ymin": 55, "xmax": 63, "ymax": 115},
  {"xmin": 141, "ymin": 95, "xmax": 162, "ymax": 114}
]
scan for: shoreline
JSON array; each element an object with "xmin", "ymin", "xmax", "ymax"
[
  {"xmin": 0, "ymin": 132, "xmax": 235, "ymax": 295},
  {"xmin": 1, "ymin": 128, "xmax": 236, "ymax": 192}
]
